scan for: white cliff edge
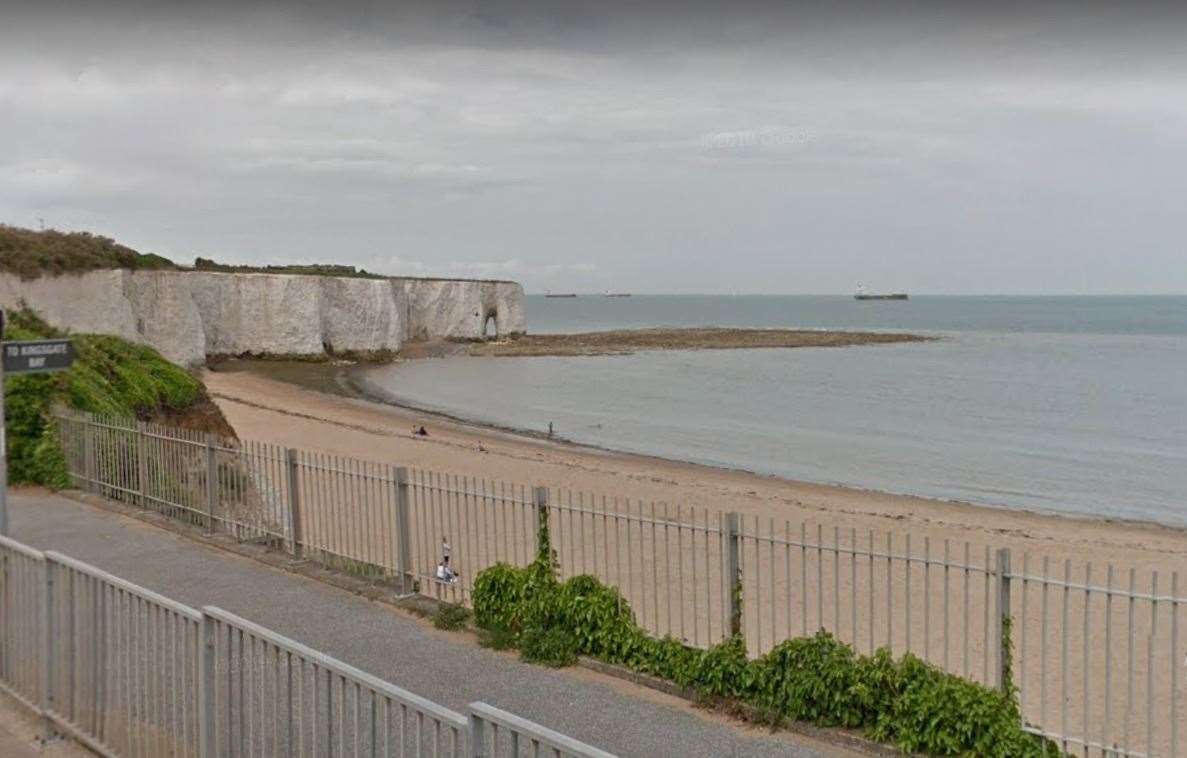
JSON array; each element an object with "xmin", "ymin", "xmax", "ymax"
[{"xmin": 0, "ymin": 270, "xmax": 526, "ymax": 366}]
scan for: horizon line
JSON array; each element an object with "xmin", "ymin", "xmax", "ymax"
[{"xmin": 527, "ymin": 292, "xmax": 1187, "ymax": 297}]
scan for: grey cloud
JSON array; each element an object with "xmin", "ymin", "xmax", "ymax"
[{"xmin": 1, "ymin": 1, "xmax": 1185, "ymax": 293}]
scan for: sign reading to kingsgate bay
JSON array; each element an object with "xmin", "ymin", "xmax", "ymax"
[{"xmin": 2, "ymin": 339, "xmax": 75, "ymax": 374}]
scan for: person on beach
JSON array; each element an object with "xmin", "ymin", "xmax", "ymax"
[{"xmin": 413, "ymin": 425, "xmax": 428, "ymax": 437}]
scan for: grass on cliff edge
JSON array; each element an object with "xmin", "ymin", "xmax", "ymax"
[
  {"xmin": 2, "ymin": 309, "xmax": 206, "ymax": 487},
  {"xmin": 0, "ymin": 223, "xmax": 380, "ymax": 281},
  {"xmin": 0, "ymin": 224, "xmax": 177, "ymax": 280}
]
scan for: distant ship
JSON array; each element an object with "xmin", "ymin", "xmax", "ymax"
[
  {"xmin": 854, "ymin": 284, "xmax": 908, "ymax": 301},
  {"xmin": 544, "ymin": 292, "xmax": 578, "ymax": 298},
  {"xmin": 603, "ymin": 292, "xmax": 632, "ymax": 298}
]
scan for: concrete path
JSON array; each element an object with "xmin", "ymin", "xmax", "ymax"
[
  {"xmin": 0, "ymin": 692, "xmax": 92, "ymax": 758},
  {"xmin": 0, "ymin": 723, "xmax": 37, "ymax": 758},
  {"xmin": 8, "ymin": 491, "xmax": 839, "ymax": 758}
]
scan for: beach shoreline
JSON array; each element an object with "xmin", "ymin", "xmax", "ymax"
[
  {"xmin": 203, "ymin": 362, "xmax": 1187, "ymax": 568},
  {"xmin": 195, "ymin": 362, "xmax": 1187, "ymax": 752}
]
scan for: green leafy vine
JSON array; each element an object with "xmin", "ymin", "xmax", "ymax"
[{"xmin": 470, "ymin": 513, "xmax": 1062, "ymax": 757}]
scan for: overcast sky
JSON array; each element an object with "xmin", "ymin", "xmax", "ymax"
[{"xmin": 2, "ymin": 1, "xmax": 1185, "ymax": 294}]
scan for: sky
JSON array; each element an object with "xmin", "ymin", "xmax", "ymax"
[{"xmin": 2, "ymin": 1, "xmax": 1186, "ymax": 294}]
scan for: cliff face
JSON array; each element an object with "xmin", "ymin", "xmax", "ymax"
[
  {"xmin": 186, "ymin": 272, "xmax": 406, "ymax": 357},
  {"xmin": 0, "ymin": 270, "xmax": 526, "ymax": 366},
  {"xmin": 399, "ymin": 279, "xmax": 527, "ymax": 341}
]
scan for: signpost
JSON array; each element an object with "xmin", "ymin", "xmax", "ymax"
[
  {"xmin": 3, "ymin": 338, "xmax": 75, "ymax": 374},
  {"xmin": 0, "ymin": 308, "xmax": 76, "ymax": 534}
]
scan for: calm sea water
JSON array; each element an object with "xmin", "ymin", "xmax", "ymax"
[{"xmin": 359, "ymin": 296, "xmax": 1187, "ymax": 525}]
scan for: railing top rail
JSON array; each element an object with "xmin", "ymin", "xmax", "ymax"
[
  {"xmin": 202, "ymin": 605, "xmax": 469, "ymax": 731},
  {"xmin": 743, "ymin": 533, "xmax": 994, "ymax": 571},
  {"xmin": 412, "ymin": 482, "xmax": 534, "ymax": 505},
  {"xmin": 547, "ymin": 501, "xmax": 722, "ymax": 532},
  {"xmin": 469, "ymin": 702, "xmax": 617, "ymax": 758},
  {"xmin": 52, "ymin": 411, "xmax": 238, "ymax": 449},
  {"xmin": 45, "ymin": 550, "xmax": 202, "ymax": 621},
  {"xmin": 1007, "ymin": 570, "xmax": 1186, "ymax": 603},
  {"xmin": 0, "ymin": 533, "xmax": 47, "ymax": 561},
  {"xmin": 141, "ymin": 428, "xmax": 206, "ymax": 447},
  {"xmin": 297, "ymin": 460, "xmax": 395, "ymax": 480}
]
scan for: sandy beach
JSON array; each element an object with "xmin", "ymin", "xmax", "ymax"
[
  {"xmin": 195, "ymin": 365, "xmax": 1187, "ymax": 752},
  {"xmin": 202, "ymin": 366, "xmax": 1187, "ymax": 575}
]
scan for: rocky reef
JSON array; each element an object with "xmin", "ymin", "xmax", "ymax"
[{"xmin": 0, "ymin": 270, "xmax": 526, "ymax": 366}]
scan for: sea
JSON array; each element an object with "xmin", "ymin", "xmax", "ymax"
[{"xmin": 357, "ymin": 295, "xmax": 1187, "ymax": 526}]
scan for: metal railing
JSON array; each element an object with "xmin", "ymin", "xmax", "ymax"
[
  {"xmin": 0, "ymin": 532, "xmax": 616, "ymax": 757},
  {"xmin": 53, "ymin": 410, "xmax": 1187, "ymax": 756},
  {"xmin": 1012, "ymin": 559, "xmax": 1182, "ymax": 757},
  {"xmin": 469, "ymin": 702, "xmax": 617, "ymax": 758},
  {"xmin": 407, "ymin": 470, "xmax": 538, "ymax": 607},
  {"xmin": 0, "ymin": 534, "xmax": 46, "ymax": 712},
  {"xmin": 201, "ymin": 606, "xmax": 468, "ymax": 757},
  {"xmin": 44, "ymin": 550, "xmax": 203, "ymax": 757},
  {"xmin": 732, "ymin": 516, "xmax": 1001, "ymax": 675},
  {"xmin": 546, "ymin": 494, "xmax": 728, "ymax": 649}
]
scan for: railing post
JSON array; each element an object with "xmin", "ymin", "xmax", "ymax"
[
  {"xmin": 136, "ymin": 422, "xmax": 149, "ymax": 508},
  {"xmin": 198, "ymin": 611, "xmax": 216, "ymax": 758},
  {"xmin": 995, "ymin": 547, "xmax": 1012, "ymax": 693},
  {"xmin": 205, "ymin": 439, "xmax": 218, "ymax": 534},
  {"xmin": 725, "ymin": 512, "xmax": 742, "ymax": 637},
  {"xmin": 39, "ymin": 557, "xmax": 56, "ymax": 743},
  {"xmin": 532, "ymin": 486, "xmax": 548, "ymax": 559},
  {"xmin": 468, "ymin": 711, "xmax": 486, "ymax": 758},
  {"xmin": 0, "ymin": 331, "xmax": 7, "ymax": 536},
  {"xmin": 82, "ymin": 417, "xmax": 95, "ymax": 494},
  {"xmin": 286, "ymin": 449, "xmax": 303, "ymax": 558},
  {"xmin": 394, "ymin": 467, "xmax": 412, "ymax": 592}
]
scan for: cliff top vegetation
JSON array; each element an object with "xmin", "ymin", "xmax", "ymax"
[
  {"xmin": 0, "ymin": 225, "xmax": 178, "ymax": 279},
  {"xmin": 1, "ymin": 223, "xmax": 516, "ymax": 284},
  {"xmin": 1, "ymin": 307, "xmax": 235, "ymax": 487},
  {"xmin": 192, "ymin": 257, "xmax": 384, "ymax": 279},
  {"xmin": 193, "ymin": 257, "xmax": 516, "ymax": 284}
]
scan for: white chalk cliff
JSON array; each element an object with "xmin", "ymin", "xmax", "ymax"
[{"xmin": 0, "ymin": 270, "xmax": 526, "ymax": 366}]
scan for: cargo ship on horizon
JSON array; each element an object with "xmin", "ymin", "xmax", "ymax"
[{"xmin": 854, "ymin": 284, "xmax": 909, "ymax": 301}]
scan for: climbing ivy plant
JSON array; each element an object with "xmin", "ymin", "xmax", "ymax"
[{"xmin": 470, "ymin": 504, "xmax": 1062, "ymax": 757}]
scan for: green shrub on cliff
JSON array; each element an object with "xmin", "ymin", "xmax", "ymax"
[
  {"xmin": 2, "ymin": 308, "xmax": 205, "ymax": 487},
  {"xmin": 0, "ymin": 225, "xmax": 177, "ymax": 279},
  {"xmin": 192, "ymin": 257, "xmax": 385, "ymax": 279}
]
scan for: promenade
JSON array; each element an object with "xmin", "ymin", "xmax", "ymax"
[{"xmin": 6, "ymin": 490, "xmax": 840, "ymax": 758}]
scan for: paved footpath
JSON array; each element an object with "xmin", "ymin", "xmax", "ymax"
[{"xmin": 9, "ymin": 492, "xmax": 838, "ymax": 758}]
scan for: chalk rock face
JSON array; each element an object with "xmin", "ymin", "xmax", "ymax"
[
  {"xmin": 0, "ymin": 270, "xmax": 524, "ymax": 366},
  {"xmin": 185, "ymin": 273, "xmax": 409, "ymax": 357},
  {"xmin": 0, "ymin": 270, "xmax": 207, "ymax": 366},
  {"xmin": 123, "ymin": 271, "xmax": 208, "ymax": 365},
  {"xmin": 186, "ymin": 273, "xmax": 327, "ymax": 356},
  {"xmin": 317, "ymin": 276, "xmax": 404, "ymax": 355},
  {"xmin": 399, "ymin": 279, "xmax": 526, "ymax": 341}
]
